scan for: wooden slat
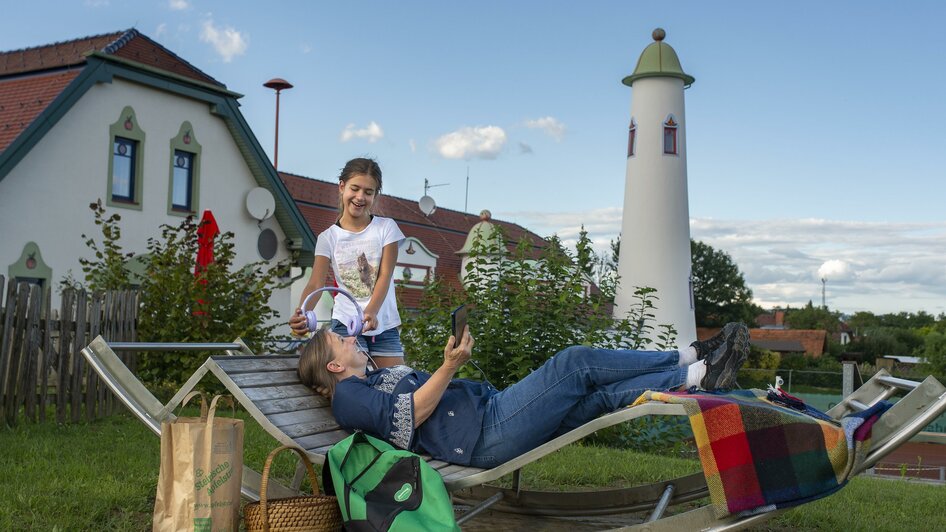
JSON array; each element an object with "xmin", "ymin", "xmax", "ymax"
[
  {"xmin": 86, "ymin": 293, "xmax": 102, "ymax": 420},
  {"xmin": 254, "ymin": 395, "xmax": 329, "ymax": 415},
  {"xmin": 242, "ymin": 384, "xmax": 314, "ymax": 402},
  {"xmin": 277, "ymin": 419, "xmax": 341, "ymax": 439},
  {"xmin": 228, "ymin": 371, "xmax": 302, "ymax": 388},
  {"xmin": 23, "ymin": 284, "xmax": 42, "ymax": 421},
  {"xmin": 56, "ymin": 289, "xmax": 75, "ymax": 424},
  {"xmin": 0, "ymin": 277, "xmax": 18, "ymax": 411},
  {"xmin": 71, "ymin": 290, "xmax": 88, "ymax": 423},
  {"xmin": 39, "ymin": 287, "xmax": 52, "ymax": 422},
  {"xmin": 433, "ymin": 464, "xmax": 469, "ymax": 478},
  {"xmin": 267, "ymin": 408, "xmax": 335, "ymax": 427},
  {"xmin": 293, "ymin": 429, "xmax": 351, "ymax": 450},
  {"xmin": 212, "ymin": 357, "xmax": 299, "ymax": 373},
  {"xmin": 4, "ymin": 283, "xmax": 30, "ymax": 426},
  {"xmin": 440, "ymin": 466, "xmax": 487, "ymax": 482}
]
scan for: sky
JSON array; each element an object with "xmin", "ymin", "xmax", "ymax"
[{"xmin": 3, "ymin": 1, "xmax": 946, "ymax": 316}]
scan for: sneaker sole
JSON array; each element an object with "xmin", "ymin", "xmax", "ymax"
[{"xmin": 702, "ymin": 325, "xmax": 749, "ymax": 390}]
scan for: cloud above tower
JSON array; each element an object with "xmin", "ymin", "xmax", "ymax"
[
  {"xmin": 524, "ymin": 116, "xmax": 566, "ymax": 141},
  {"xmin": 434, "ymin": 126, "xmax": 506, "ymax": 160},
  {"xmin": 340, "ymin": 122, "xmax": 384, "ymax": 143}
]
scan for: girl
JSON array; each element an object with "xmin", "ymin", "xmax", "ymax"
[{"xmin": 289, "ymin": 158, "xmax": 406, "ymax": 368}]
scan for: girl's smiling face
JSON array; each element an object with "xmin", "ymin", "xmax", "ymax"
[{"xmin": 338, "ymin": 173, "xmax": 378, "ymax": 222}]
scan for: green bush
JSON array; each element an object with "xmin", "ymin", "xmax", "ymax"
[
  {"xmin": 68, "ymin": 201, "xmax": 288, "ymax": 388},
  {"xmin": 400, "ymin": 226, "xmax": 676, "ymax": 388}
]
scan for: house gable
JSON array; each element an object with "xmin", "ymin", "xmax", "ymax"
[{"xmin": 0, "ymin": 32, "xmax": 314, "ymax": 257}]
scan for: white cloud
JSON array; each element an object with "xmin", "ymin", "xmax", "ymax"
[
  {"xmin": 818, "ymin": 259, "xmax": 852, "ymax": 281},
  {"xmin": 199, "ymin": 18, "xmax": 248, "ymax": 63},
  {"xmin": 524, "ymin": 116, "xmax": 566, "ymax": 141},
  {"xmin": 84, "ymin": 0, "xmax": 109, "ymax": 7},
  {"xmin": 409, "ymin": 139, "xmax": 417, "ymax": 153},
  {"xmin": 169, "ymin": 0, "xmax": 190, "ymax": 10},
  {"xmin": 300, "ymin": 43, "xmax": 312, "ymax": 54},
  {"xmin": 497, "ymin": 212, "xmax": 946, "ymax": 315},
  {"xmin": 434, "ymin": 126, "xmax": 506, "ymax": 160},
  {"xmin": 340, "ymin": 122, "xmax": 384, "ymax": 143},
  {"xmin": 155, "ymin": 23, "xmax": 168, "ymax": 37}
]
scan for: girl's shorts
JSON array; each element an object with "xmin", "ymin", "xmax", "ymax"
[{"xmin": 330, "ymin": 319, "xmax": 404, "ymax": 357}]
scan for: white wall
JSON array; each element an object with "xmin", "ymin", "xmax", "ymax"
[{"xmin": 0, "ymin": 78, "xmax": 293, "ymax": 333}]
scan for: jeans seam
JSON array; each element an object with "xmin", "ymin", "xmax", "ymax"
[{"xmin": 483, "ymin": 363, "xmax": 679, "ymax": 430}]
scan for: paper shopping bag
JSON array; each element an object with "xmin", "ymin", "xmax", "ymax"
[{"xmin": 153, "ymin": 392, "xmax": 244, "ymax": 532}]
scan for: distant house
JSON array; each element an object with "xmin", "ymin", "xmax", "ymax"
[
  {"xmin": 279, "ymin": 172, "xmax": 545, "ymax": 311},
  {"xmin": 0, "ymin": 30, "xmax": 314, "ymax": 321},
  {"xmin": 697, "ymin": 327, "xmax": 828, "ymax": 357}
]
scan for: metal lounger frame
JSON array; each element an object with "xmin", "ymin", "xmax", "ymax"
[{"xmin": 80, "ymin": 336, "xmax": 946, "ymax": 530}]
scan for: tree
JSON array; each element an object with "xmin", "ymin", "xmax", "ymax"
[
  {"xmin": 919, "ymin": 331, "xmax": 946, "ymax": 379},
  {"xmin": 785, "ymin": 301, "xmax": 841, "ymax": 332},
  {"xmin": 690, "ymin": 239, "xmax": 759, "ymax": 327}
]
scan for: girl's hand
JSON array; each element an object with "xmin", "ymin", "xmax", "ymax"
[
  {"xmin": 362, "ymin": 312, "xmax": 378, "ymax": 333},
  {"xmin": 443, "ymin": 325, "xmax": 473, "ymax": 370},
  {"xmin": 289, "ymin": 308, "xmax": 309, "ymax": 336}
]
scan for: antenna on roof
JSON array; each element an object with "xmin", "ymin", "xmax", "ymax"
[{"xmin": 419, "ymin": 178, "xmax": 448, "ymax": 217}]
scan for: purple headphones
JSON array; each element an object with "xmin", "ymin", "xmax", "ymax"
[{"xmin": 301, "ymin": 287, "xmax": 364, "ymax": 336}]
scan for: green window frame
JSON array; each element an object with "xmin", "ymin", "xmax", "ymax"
[
  {"xmin": 8, "ymin": 242, "xmax": 52, "ymax": 289},
  {"xmin": 167, "ymin": 122, "xmax": 202, "ymax": 216},
  {"xmin": 107, "ymin": 106, "xmax": 146, "ymax": 210}
]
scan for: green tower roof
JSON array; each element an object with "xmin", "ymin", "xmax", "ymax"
[{"xmin": 622, "ymin": 28, "xmax": 694, "ymax": 87}]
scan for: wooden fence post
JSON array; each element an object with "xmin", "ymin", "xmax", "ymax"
[
  {"xmin": 4, "ymin": 284, "xmax": 30, "ymax": 426},
  {"xmin": 23, "ymin": 284, "xmax": 42, "ymax": 422},
  {"xmin": 0, "ymin": 277, "xmax": 16, "ymax": 414},
  {"xmin": 39, "ymin": 287, "xmax": 53, "ymax": 422},
  {"xmin": 56, "ymin": 289, "xmax": 75, "ymax": 424}
]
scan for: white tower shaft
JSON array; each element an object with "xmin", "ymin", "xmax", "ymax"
[{"xmin": 614, "ymin": 76, "xmax": 696, "ymax": 345}]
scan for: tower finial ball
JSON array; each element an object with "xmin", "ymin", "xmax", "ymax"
[{"xmin": 652, "ymin": 28, "xmax": 666, "ymax": 41}]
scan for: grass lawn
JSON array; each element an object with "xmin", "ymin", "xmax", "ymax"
[{"xmin": 1, "ymin": 412, "xmax": 944, "ymax": 531}]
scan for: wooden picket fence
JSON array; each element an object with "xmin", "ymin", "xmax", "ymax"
[{"xmin": 0, "ymin": 276, "xmax": 138, "ymax": 427}]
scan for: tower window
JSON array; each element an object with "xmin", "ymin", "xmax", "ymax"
[
  {"xmin": 663, "ymin": 116, "xmax": 678, "ymax": 155},
  {"xmin": 627, "ymin": 119, "xmax": 637, "ymax": 158}
]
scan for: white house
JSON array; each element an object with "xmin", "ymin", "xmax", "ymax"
[{"xmin": 0, "ymin": 30, "xmax": 315, "ymax": 326}]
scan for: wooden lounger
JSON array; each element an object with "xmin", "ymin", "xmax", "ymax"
[{"xmin": 80, "ymin": 336, "xmax": 946, "ymax": 529}]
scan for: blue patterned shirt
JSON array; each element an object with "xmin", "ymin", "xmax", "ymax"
[{"xmin": 332, "ymin": 365, "xmax": 494, "ymax": 465}]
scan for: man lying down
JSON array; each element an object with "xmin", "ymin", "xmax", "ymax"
[{"xmin": 298, "ymin": 323, "xmax": 749, "ymax": 468}]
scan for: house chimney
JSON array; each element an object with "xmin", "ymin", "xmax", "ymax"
[{"xmin": 775, "ymin": 310, "xmax": 785, "ymax": 327}]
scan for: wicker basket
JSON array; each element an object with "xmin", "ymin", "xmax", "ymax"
[{"xmin": 243, "ymin": 445, "xmax": 342, "ymax": 532}]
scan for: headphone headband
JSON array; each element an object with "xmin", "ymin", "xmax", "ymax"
[{"xmin": 301, "ymin": 287, "xmax": 364, "ymax": 336}]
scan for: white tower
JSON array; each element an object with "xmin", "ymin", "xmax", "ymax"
[{"xmin": 613, "ymin": 28, "xmax": 697, "ymax": 345}]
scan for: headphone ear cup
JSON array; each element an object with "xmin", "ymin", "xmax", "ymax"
[
  {"xmin": 305, "ymin": 310, "xmax": 318, "ymax": 332},
  {"xmin": 348, "ymin": 317, "xmax": 362, "ymax": 337}
]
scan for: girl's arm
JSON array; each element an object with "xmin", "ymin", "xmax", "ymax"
[
  {"xmin": 362, "ymin": 241, "xmax": 399, "ymax": 332},
  {"xmin": 289, "ymin": 255, "xmax": 331, "ymax": 334},
  {"xmin": 411, "ymin": 327, "xmax": 473, "ymax": 427}
]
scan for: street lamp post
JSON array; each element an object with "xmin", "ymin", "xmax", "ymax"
[{"xmin": 263, "ymin": 78, "xmax": 293, "ymax": 170}]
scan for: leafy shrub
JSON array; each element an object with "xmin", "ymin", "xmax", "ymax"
[{"xmin": 68, "ymin": 201, "xmax": 288, "ymax": 388}]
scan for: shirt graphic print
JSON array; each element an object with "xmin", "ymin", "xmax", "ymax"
[{"xmin": 334, "ymin": 236, "xmax": 380, "ymax": 299}]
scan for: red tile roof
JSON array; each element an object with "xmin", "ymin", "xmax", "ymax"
[
  {"xmin": 0, "ymin": 31, "xmax": 125, "ymax": 76},
  {"xmin": 0, "ymin": 29, "xmax": 224, "ymax": 154},
  {"xmin": 697, "ymin": 327, "xmax": 827, "ymax": 357},
  {"xmin": 279, "ymin": 172, "xmax": 546, "ymax": 308},
  {"xmin": 0, "ymin": 70, "xmax": 80, "ymax": 152}
]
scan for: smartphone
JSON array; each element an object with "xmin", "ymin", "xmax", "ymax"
[{"xmin": 451, "ymin": 305, "xmax": 468, "ymax": 348}]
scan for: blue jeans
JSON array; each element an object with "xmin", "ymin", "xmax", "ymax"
[
  {"xmin": 330, "ymin": 319, "xmax": 404, "ymax": 357},
  {"xmin": 469, "ymin": 345, "xmax": 687, "ymax": 467}
]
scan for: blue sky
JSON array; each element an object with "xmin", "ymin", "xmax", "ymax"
[{"xmin": 3, "ymin": 1, "xmax": 945, "ymax": 315}]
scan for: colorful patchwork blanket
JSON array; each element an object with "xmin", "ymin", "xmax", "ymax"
[{"xmin": 632, "ymin": 389, "xmax": 891, "ymax": 518}]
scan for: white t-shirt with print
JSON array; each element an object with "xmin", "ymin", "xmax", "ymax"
[{"xmin": 314, "ymin": 216, "xmax": 405, "ymax": 335}]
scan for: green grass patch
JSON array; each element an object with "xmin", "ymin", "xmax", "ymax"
[{"xmin": 2, "ymin": 412, "xmax": 944, "ymax": 530}]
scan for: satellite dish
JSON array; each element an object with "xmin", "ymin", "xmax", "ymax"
[
  {"xmin": 246, "ymin": 187, "xmax": 276, "ymax": 221},
  {"xmin": 418, "ymin": 195, "xmax": 437, "ymax": 216},
  {"xmin": 257, "ymin": 228, "xmax": 278, "ymax": 260}
]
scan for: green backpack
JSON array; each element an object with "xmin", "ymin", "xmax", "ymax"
[{"xmin": 326, "ymin": 432, "xmax": 460, "ymax": 532}]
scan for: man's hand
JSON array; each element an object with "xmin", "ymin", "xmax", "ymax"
[
  {"xmin": 443, "ymin": 325, "xmax": 473, "ymax": 370},
  {"xmin": 289, "ymin": 308, "xmax": 309, "ymax": 336}
]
